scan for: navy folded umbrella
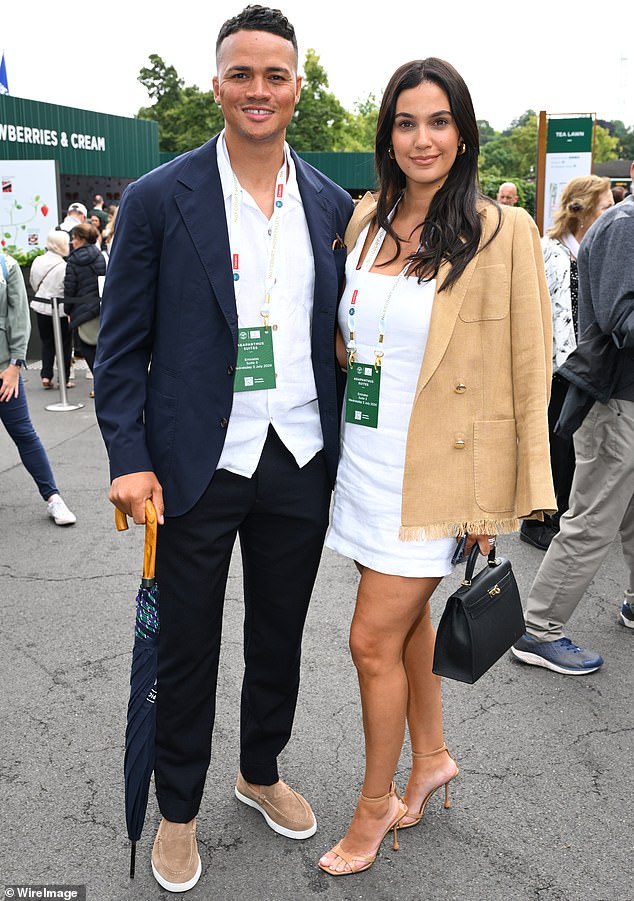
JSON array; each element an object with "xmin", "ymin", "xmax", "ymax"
[{"xmin": 116, "ymin": 500, "xmax": 159, "ymax": 879}]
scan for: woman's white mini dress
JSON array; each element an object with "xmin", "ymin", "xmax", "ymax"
[{"xmin": 326, "ymin": 224, "xmax": 455, "ymax": 577}]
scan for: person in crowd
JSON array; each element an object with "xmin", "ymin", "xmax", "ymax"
[
  {"xmin": 57, "ymin": 202, "xmax": 87, "ymax": 233},
  {"xmin": 29, "ymin": 229, "xmax": 73, "ymax": 389},
  {"xmin": 93, "ymin": 5, "xmax": 352, "ymax": 893},
  {"xmin": 100, "ymin": 205, "xmax": 117, "ymax": 256},
  {"xmin": 512, "ymin": 161, "xmax": 634, "ymax": 675},
  {"xmin": 0, "ymin": 251, "xmax": 76, "ymax": 525},
  {"xmin": 520, "ymin": 175, "xmax": 613, "ymax": 551},
  {"xmin": 611, "ymin": 184, "xmax": 626, "ymax": 204},
  {"xmin": 89, "ymin": 194, "xmax": 109, "ymax": 230},
  {"xmin": 319, "ymin": 56, "xmax": 555, "ymax": 877},
  {"xmin": 496, "ymin": 181, "xmax": 518, "ymax": 206},
  {"xmin": 63, "ymin": 223, "xmax": 106, "ymax": 389}
]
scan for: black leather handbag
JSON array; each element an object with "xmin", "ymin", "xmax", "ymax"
[{"xmin": 432, "ymin": 543, "xmax": 525, "ymax": 683}]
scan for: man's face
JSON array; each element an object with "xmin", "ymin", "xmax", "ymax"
[
  {"xmin": 497, "ymin": 185, "xmax": 518, "ymax": 206},
  {"xmin": 213, "ymin": 29, "xmax": 301, "ymax": 146}
]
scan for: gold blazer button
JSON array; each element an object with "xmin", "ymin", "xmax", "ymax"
[
  {"xmin": 455, "ymin": 383, "xmax": 467, "ymax": 393},
  {"xmin": 454, "ymin": 438, "xmax": 466, "ymax": 449}
]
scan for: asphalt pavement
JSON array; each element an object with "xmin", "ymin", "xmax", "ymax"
[{"xmin": 1, "ymin": 362, "xmax": 632, "ymax": 901}]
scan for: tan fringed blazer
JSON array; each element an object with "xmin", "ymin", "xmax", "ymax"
[{"xmin": 344, "ymin": 194, "xmax": 556, "ymax": 539}]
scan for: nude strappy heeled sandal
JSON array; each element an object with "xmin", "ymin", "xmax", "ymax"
[
  {"xmin": 318, "ymin": 781, "xmax": 407, "ymax": 876},
  {"xmin": 397, "ymin": 743, "xmax": 459, "ymax": 830}
]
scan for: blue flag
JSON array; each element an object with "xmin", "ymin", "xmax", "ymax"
[{"xmin": 0, "ymin": 52, "xmax": 9, "ymax": 95}]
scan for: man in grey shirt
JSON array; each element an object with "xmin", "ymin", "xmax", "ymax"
[{"xmin": 512, "ymin": 161, "xmax": 634, "ymax": 675}]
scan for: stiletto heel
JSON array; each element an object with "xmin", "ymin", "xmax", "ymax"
[
  {"xmin": 318, "ymin": 782, "xmax": 407, "ymax": 876},
  {"xmin": 398, "ymin": 743, "xmax": 459, "ymax": 830}
]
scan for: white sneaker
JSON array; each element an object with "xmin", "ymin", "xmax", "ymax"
[{"xmin": 47, "ymin": 494, "xmax": 77, "ymax": 526}]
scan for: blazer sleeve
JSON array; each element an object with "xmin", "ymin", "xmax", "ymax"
[
  {"xmin": 5, "ymin": 258, "xmax": 31, "ymax": 360},
  {"xmin": 509, "ymin": 209, "xmax": 556, "ymax": 518},
  {"xmin": 94, "ymin": 182, "xmax": 159, "ymax": 480}
]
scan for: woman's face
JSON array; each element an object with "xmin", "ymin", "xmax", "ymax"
[
  {"xmin": 589, "ymin": 188, "xmax": 614, "ymax": 226},
  {"xmin": 391, "ymin": 80, "xmax": 461, "ymax": 191},
  {"xmin": 70, "ymin": 235, "xmax": 87, "ymax": 250}
]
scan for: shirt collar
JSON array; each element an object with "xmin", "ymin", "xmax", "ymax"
[{"xmin": 217, "ymin": 129, "xmax": 300, "ymax": 203}]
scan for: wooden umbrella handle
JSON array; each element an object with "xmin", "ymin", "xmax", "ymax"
[{"xmin": 114, "ymin": 500, "xmax": 158, "ymax": 581}]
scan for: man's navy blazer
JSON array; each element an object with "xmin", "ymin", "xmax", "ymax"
[{"xmin": 94, "ymin": 135, "xmax": 354, "ymax": 516}]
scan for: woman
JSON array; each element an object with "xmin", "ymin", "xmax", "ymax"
[
  {"xmin": 0, "ymin": 251, "xmax": 76, "ymax": 525},
  {"xmin": 29, "ymin": 229, "xmax": 72, "ymax": 389},
  {"xmin": 319, "ymin": 58, "xmax": 555, "ymax": 876},
  {"xmin": 520, "ymin": 175, "xmax": 613, "ymax": 551},
  {"xmin": 64, "ymin": 222, "xmax": 106, "ymax": 389}
]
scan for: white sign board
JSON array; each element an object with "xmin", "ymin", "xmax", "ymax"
[{"xmin": 0, "ymin": 159, "xmax": 60, "ymax": 254}]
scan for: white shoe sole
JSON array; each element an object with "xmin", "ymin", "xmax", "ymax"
[
  {"xmin": 619, "ymin": 613, "xmax": 634, "ymax": 629},
  {"xmin": 234, "ymin": 787, "xmax": 317, "ymax": 839},
  {"xmin": 152, "ymin": 854, "xmax": 201, "ymax": 892},
  {"xmin": 511, "ymin": 646, "xmax": 601, "ymax": 675}
]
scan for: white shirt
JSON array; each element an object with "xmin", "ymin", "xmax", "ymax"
[{"xmin": 215, "ymin": 132, "xmax": 322, "ymax": 478}]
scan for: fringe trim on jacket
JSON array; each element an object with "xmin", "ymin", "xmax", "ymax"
[{"xmin": 399, "ymin": 517, "xmax": 521, "ymax": 541}]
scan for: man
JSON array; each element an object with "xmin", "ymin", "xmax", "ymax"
[
  {"xmin": 57, "ymin": 201, "xmax": 87, "ymax": 232},
  {"xmin": 88, "ymin": 194, "xmax": 109, "ymax": 229},
  {"xmin": 496, "ymin": 181, "xmax": 518, "ymax": 206},
  {"xmin": 94, "ymin": 5, "xmax": 353, "ymax": 893},
  {"xmin": 512, "ymin": 161, "xmax": 634, "ymax": 676}
]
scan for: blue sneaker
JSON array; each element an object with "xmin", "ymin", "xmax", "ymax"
[
  {"xmin": 619, "ymin": 602, "xmax": 634, "ymax": 629},
  {"xmin": 511, "ymin": 633, "xmax": 603, "ymax": 675}
]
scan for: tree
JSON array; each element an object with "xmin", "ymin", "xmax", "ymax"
[
  {"xmin": 138, "ymin": 54, "xmax": 183, "ymax": 105},
  {"xmin": 593, "ymin": 123, "xmax": 619, "ymax": 163},
  {"xmin": 286, "ymin": 49, "xmax": 348, "ymax": 151},
  {"xmin": 136, "ymin": 54, "xmax": 221, "ymax": 152},
  {"xmin": 341, "ymin": 94, "xmax": 379, "ymax": 152}
]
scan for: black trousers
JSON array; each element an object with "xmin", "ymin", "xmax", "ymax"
[
  {"xmin": 36, "ymin": 312, "xmax": 72, "ymax": 382},
  {"xmin": 154, "ymin": 427, "xmax": 331, "ymax": 823},
  {"xmin": 548, "ymin": 375, "xmax": 576, "ymax": 520}
]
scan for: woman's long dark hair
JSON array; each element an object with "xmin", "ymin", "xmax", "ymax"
[{"xmin": 375, "ymin": 57, "xmax": 499, "ymax": 291}]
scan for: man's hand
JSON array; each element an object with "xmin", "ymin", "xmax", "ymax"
[
  {"xmin": 0, "ymin": 365, "xmax": 20, "ymax": 402},
  {"xmin": 109, "ymin": 471, "xmax": 165, "ymax": 524}
]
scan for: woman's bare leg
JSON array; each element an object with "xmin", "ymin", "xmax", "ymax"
[
  {"xmin": 319, "ymin": 568, "xmax": 440, "ymax": 874},
  {"xmin": 399, "ymin": 604, "xmax": 459, "ymax": 824}
]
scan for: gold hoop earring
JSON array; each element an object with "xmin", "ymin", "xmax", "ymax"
[
  {"xmin": 457, "ymin": 141, "xmax": 466, "ymax": 156},
  {"xmin": 388, "ymin": 146, "xmax": 395, "ymax": 159}
]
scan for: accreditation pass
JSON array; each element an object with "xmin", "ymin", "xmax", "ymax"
[
  {"xmin": 234, "ymin": 327, "xmax": 277, "ymax": 392},
  {"xmin": 345, "ymin": 363, "xmax": 381, "ymax": 428}
]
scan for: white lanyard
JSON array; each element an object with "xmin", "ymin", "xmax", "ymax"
[
  {"xmin": 229, "ymin": 148, "xmax": 289, "ymax": 331},
  {"xmin": 347, "ymin": 212, "xmax": 418, "ymax": 369}
]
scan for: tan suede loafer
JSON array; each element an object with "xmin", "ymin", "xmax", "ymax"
[
  {"xmin": 235, "ymin": 771, "xmax": 317, "ymax": 839},
  {"xmin": 151, "ymin": 817, "xmax": 202, "ymax": 893}
]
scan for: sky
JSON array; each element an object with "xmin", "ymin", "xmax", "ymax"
[{"xmin": 1, "ymin": 0, "xmax": 632, "ymax": 133}]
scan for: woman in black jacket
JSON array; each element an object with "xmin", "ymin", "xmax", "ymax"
[{"xmin": 64, "ymin": 223, "xmax": 107, "ymax": 385}]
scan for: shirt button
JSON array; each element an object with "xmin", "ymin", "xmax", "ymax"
[
  {"xmin": 220, "ymin": 417, "xmax": 228, "ymax": 429},
  {"xmin": 455, "ymin": 383, "xmax": 467, "ymax": 394}
]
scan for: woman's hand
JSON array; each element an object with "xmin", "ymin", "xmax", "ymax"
[
  {"xmin": 465, "ymin": 533, "xmax": 497, "ymax": 556},
  {"xmin": 0, "ymin": 365, "xmax": 20, "ymax": 402}
]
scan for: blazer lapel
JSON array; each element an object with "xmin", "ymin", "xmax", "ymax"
[
  {"xmin": 415, "ymin": 205, "xmax": 493, "ymax": 399},
  {"xmin": 293, "ymin": 152, "xmax": 338, "ymax": 327},
  {"xmin": 174, "ymin": 136, "xmax": 238, "ymax": 336}
]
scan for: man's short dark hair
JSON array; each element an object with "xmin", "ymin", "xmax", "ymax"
[{"xmin": 216, "ymin": 5, "xmax": 297, "ymax": 62}]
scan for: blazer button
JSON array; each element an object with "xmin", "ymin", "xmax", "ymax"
[
  {"xmin": 455, "ymin": 383, "xmax": 467, "ymax": 394},
  {"xmin": 227, "ymin": 365, "xmax": 235, "ymax": 375},
  {"xmin": 220, "ymin": 417, "xmax": 228, "ymax": 429},
  {"xmin": 454, "ymin": 437, "xmax": 466, "ymax": 449}
]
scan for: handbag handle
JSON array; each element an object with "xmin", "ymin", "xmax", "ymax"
[{"xmin": 462, "ymin": 542, "xmax": 498, "ymax": 585}]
